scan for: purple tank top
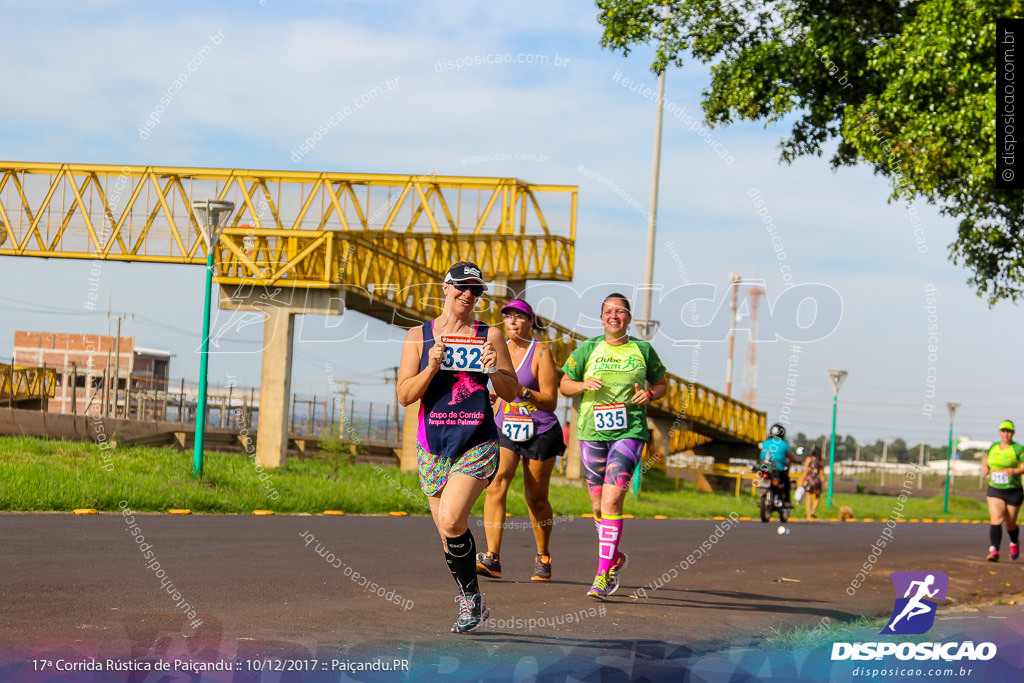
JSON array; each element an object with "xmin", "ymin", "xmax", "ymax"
[{"xmin": 494, "ymin": 339, "xmax": 560, "ymax": 435}]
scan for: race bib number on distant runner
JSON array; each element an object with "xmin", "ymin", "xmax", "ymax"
[
  {"xmin": 502, "ymin": 414, "xmax": 535, "ymax": 442},
  {"xmin": 439, "ymin": 336, "xmax": 485, "ymax": 372},
  {"xmin": 593, "ymin": 403, "xmax": 627, "ymax": 432},
  {"xmin": 992, "ymin": 471, "xmax": 1010, "ymax": 485}
]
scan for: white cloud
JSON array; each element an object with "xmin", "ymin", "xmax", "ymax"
[{"xmin": 0, "ymin": 1, "xmax": 1018, "ymax": 444}]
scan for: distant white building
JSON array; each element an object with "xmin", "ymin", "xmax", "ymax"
[
  {"xmin": 925, "ymin": 458, "xmax": 984, "ymax": 475},
  {"xmin": 956, "ymin": 436, "xmax": 993, "ymax": 454}
]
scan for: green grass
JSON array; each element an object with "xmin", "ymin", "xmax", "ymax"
[
  {"xmin": 762, "ymin": 615, "xmax": 890, "ymax": 651},
  {"xmin": 0, "ymin": 435, "xmax": 993, "ymax": 520}
]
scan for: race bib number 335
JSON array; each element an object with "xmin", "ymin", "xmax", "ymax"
[
  {"xmin": 439, "ymin": 336, "xmax": 485, "ymax": 372},
  {"xmin": 991, "ymin": 471, "xmax": 1010, "ymax": 485},
  {"xmin": 593, "ymin": 403, "xmax": 627, "ymax": 431}
]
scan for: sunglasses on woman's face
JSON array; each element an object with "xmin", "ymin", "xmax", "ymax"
[{"xmin": 451, "ymin": 283, "xmax": 484, "ymax": 297}]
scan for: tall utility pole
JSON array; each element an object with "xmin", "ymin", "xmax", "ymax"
[
  {"xmin": 921, "ymin": 444, "xmax": 929, "ymax": 491},
  {"xmin": 881, "ymin": 436, "xmax": 889, "ymax": 486},
  {"xmin": 637, "ymin": 3, "xmax": 670, "ymax": 341},
  {"xmin": 381, "ymin": 366, "xmax": 401, "ymax": 442},
  {"xmin": 337, "ymin": 380, "xmax": 350, "ymax": 433},
  {"xmin": 107, "ymin": 312, "xmax": 134, "ymax": 418}
]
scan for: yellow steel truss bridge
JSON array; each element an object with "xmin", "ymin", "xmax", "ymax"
[
  {"xmin": 0, "ymin": 161, "xmax": 763, "ymax": 460},
  {"xmin": 0, "ymin": 362, "xmax": 57, "ymax": 407}
]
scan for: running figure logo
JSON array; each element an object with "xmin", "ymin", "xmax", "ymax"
[
  {"xmin": 448, "ymin": 372, "xmax": 485, "ymax": 406},
  {"xmin": 880, "ymin": 571, "xmax": 948, "ymax": 635}
]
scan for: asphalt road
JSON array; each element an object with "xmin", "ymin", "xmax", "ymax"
[{"xmin": 1, "ymin": 512, "xmax": 1022, "ymax": 682}]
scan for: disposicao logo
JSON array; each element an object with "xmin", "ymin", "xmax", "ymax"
[
  {"xmin": 881, "ymin": 571, "xmax": 948, "ymax": 635},
  {"xmin": 831, "ymin": 570, "xmax": 997, "ymax": 662}
]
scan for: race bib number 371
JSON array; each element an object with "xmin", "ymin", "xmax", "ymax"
[
  {"xmin": 593, "ymin": 403, "xmax": 627, "ymax": 431},
  {"xmin": 439, "ymin": 336, "xmax": 485, "ymax": 372},
  {"xmin": 502, "ymin": 414, "xmax": 535, "ymax": 442}
]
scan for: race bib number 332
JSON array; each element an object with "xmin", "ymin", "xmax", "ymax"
[
  {"xmin": 439, "ymin": 335, "xmax": 485, "ymax": 372},
  {"xmin": 593, "ymin": 403, "xmax": 627, "ymax": 431}
]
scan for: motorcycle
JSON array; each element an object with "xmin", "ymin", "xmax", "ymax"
[{"xmin": 752, "ymin": 461, "xmax": 789, "ymax": 523}]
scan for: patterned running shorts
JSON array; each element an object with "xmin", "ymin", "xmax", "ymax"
[{"xmin": 417, "ymin": 439, "xmax": 499, "ymax": 496}]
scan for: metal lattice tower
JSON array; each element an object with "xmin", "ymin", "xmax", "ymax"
[{"xmin": 740, "ymin": 286, "xmax": 764, "ymax": 407}]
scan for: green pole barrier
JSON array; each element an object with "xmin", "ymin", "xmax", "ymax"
[
  {"xmin": 827, "ymin": 393, "xmax": 837, "ymax": 508},
  {"xmin": 943, "ymin": 403, "xmax": 959, "ymax": 515},
  {"xmin": 944, "ymin": 416, "xmax": 953, "ymax": 513},
  {"xmin": 193, "ymin": 250, "xmax": 215, "ymax": 479}
]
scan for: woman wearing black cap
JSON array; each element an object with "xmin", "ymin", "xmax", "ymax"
[
  {"xmin": 476, "ymin": 298, "xmax": 565, "ymax": 582},
  {"xmin": 982, "ymin": 420, "xmax": 1024, "ymax": 562},
  {"xmin": 397, "ymin": 261, "xmax": 519, "ymax": 633}
]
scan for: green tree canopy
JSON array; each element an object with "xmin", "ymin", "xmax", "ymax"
[{"xmin": 597, "ymin": 0, "xmax": 1023, "ymax": 303}]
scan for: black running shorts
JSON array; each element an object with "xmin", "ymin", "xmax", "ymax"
[
  {"xmin": 498, "ymin": 424, "xmax": 566, "ymax": 461},
  {"xmin": 987, "ymin": 486, "xmax": 1024, "ymax": 507}
]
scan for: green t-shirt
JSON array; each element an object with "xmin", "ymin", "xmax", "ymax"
[
  {"xmin": 986, "ymin": 442, "xmax": 1024, "ymax": 489},
  {"xmin": 561, "ymin": 336, "xmax": 666, "ymax": 442}
]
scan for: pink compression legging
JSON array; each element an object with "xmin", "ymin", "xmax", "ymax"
[{"xmin": 579, "ymin": 438, "xmax": 646, "ymax": 493}]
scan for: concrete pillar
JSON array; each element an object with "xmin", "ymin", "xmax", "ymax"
[
  {"xmin": 490, "ymin": 278, "xmax": 527, "ymax": 300},
  {"xmin": 647, "ymin": 415, "xmax": 672, "ymax": 468},
  {"xmin": 400, "ymin": 400, "xmax": 419, "ymax": 471},
  {"xmin": 218, "ymin": 285, "xmax": 343, "ymax": 468},
  {"xmin": 256, "ymin": 305, "xmax": 294, "ymax": 468},
  {"xmin": 564, "ymin": 399, "xmax": 581, "ymax": 479}
]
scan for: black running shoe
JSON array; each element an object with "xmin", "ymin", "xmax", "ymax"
[
  {"xmin": 531, "ymin": 554, "xmax": 552, "ymax": 581},
  {"xmin": 451, "ymin": 592, "xmax": 489, "ymax": 634},
  {"xmin": 475, "ymin": 552, "xmax": 501, "ymax": 578}
]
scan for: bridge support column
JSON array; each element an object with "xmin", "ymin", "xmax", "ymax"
[
  {"xmin": 647, "ymin": 415, "xmax": 672, "ymax": 469},
  {"xmin": 218, "ymin": 286, "xmax": 343, "ymax": 468},
  {"xmin": 400, "ymin": 400, "xmax": 419, "ymax": 472},
  {"xmin": 255, "ymin": 306, "xmax": 294, "ymax": 468},
  {"xmin": 564, "ymin": 399, "xmax": 581, "ymax": 480},
  {"xmin": 490, "ymin": 278, "xmax": 527, "ymax": 300}
]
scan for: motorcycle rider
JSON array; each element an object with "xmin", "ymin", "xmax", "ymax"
[{"xmin": 759, "ymin": 424, "xmax": 802, "ymax": 508}]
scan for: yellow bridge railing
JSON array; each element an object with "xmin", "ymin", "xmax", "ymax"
[{"xmin": 0, "ymin": 363, "xmax": 58, "ymax": 405}]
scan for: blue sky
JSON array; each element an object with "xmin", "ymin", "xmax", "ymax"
[{"xmin": 0, "ymin": 1, "xmax": 1016, "ymax": 449}]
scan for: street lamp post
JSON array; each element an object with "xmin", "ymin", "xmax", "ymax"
[
  {"xmin": 634, "ymin": 3, "xmax": 671, "ymax": 342},
  {"xmin": 826, "ymin": 369, "xmax": 848, "ymax": 508},
  {"xmin": 190, "ymin": 199, "xmax": 235, "ymax": 478},
  {"xmin": 944, "ymin": 402, "xmax": 960, "ymax": 513}
]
